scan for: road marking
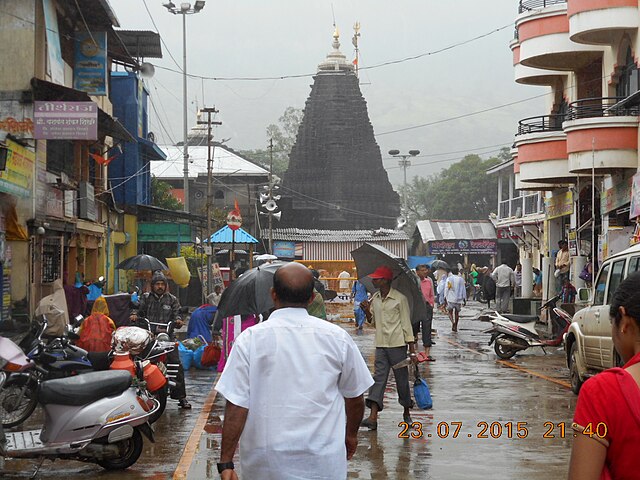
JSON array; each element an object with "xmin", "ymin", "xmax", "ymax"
[
  {"xmin": 443, "ymin": 337, "xmax": 571, "ymax": 390},
  {"xmin": 173, "ymin": 373, "xmax": 220, "ymax": 480}
]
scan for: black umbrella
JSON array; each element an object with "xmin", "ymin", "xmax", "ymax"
[
  {"xmin": 116, "ymin": 254, "xmax": 168, "ymax": 271},
  {"xmin": 351, "ymin": 243, "xmax": 427, "ymax": 326},
  {"xmin": 214, "ymin": 261, "xmax": 286, "ymax": 319},
  {"xmin": 429, "ymin": 259, "xmax": 450, "ymax": 271}
]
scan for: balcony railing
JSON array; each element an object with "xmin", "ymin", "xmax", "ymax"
[
  {"xmin": 499, "ymin": 193, "xmax": 543, "ymax": 220},
  {"xmin": 519, "ymin": 0, "xmax": 566, "ymax": 14},
  {"xmin": 517, "ymin": 114, "xmax": 566, "ymax": 135},
  {"xmin": 566, "ymin": 97, "xmax": 640, "ymax": 120}
]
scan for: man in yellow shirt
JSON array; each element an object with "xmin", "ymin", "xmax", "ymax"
[
  {"xmin": 555, "ymin": 240, "xmax": 571, "ymax": 293},
  {"xmin": 360, "ymin": 266, "xmax": 417, "ymax": 430}
]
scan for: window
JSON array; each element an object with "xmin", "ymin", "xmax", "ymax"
[
  {"xmin": 42, "ymin": 238, "xmax": 62, "ymax": 284},
  {"xmin": 606, "ymin": 260, "xmax": 626, "ymax": 304},
  {"xmin": 46, "ymin": 140, "xmax": 74, "ymax": 177},
  {"xmin": 616, "ymin": 47, "xmax": 639, "ymax": 98},
  {"xmin": 594, "ymin": 263, "xmax": 609, "ymax": 306},
  {"xmin": 629, "ymin": 256, "xmax": 640, "ymax": 274},
  {"xmin": 214, "ymin": 189, "xmax": 225, "ymax": 199}
]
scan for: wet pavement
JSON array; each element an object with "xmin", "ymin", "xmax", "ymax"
[{"xmin": 1, "ymin": 301, "xmax": 578, "ymax": 479}]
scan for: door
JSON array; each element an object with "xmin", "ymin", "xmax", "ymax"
[
  {"xmin": 581, "ymin": 262, "xmax": 610, "ymax": 369},
  {"xmin": 599, "ymin": 258, "xmax": 626, "ymax": 367}
]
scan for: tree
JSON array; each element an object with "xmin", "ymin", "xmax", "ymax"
[
  {"xmin": 151, "ymin": 176, "xmax": 183, "ymax": 211},
  {"xmin": 240, "ymin": 106, "xmax": 303, "ymax": 176},
  {"xmin": 404, "ymin": 154, "xmax": 500, "ymax": 223}
]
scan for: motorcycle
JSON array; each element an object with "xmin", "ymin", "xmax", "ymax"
[
  {"xmin": 484, "ymin": 295, "xmax": 573, "ymax": 359},
  {"xmin": 0, "ymin": 335, "xmax": 158, "ymax": 472}
]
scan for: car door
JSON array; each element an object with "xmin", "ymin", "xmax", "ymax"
[
  {"xmin": 599, "ymin": 258, "xmax": 626, "ymax": 367},
  {"xmin": 580, "ymin": 262, "xmax": 610, "ymax": 369}
]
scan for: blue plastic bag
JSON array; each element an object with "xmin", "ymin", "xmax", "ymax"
[
  {"xmin": 178, "ymin": 341, "xmax": 194, "ymax": 370},
  {"xmin": 414, "ymin": 374, "xmax": 433, "ymax": 410},
  {"xmin": 192, "ymin": 345, "xmax": 205, "ymax": 369}
]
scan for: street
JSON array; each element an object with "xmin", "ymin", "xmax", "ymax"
[{"xmin": 0, "ymin": 301, "xmax": 577, "ymax": 479}]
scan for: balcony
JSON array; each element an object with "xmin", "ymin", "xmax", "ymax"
[
  {"xmin": 516, "ymin": 0, "xmax": 604, "ymax": 71},
  {"xmin": 498, "ymin": 193, "xmax": 544, "ymax": 221},
  {"xmin": 564, "ymin": 97, "xmax": 639, "ymax": 174},
  {"xmin": 511, "ymin": 37, "xmax": 567, "ymax": 86},
  {"xmin": 568, "ymin": 0, "xmax": 638, "ymax": 45},
  {"xmin": 515, "ymin": 114, "xmax": 574, "ymax": 185}
]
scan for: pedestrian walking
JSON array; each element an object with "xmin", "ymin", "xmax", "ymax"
[
  {"xmin": 360, "ymin": 265, "xmax": 418, "ymax": 430},
  {"xmin": 445, "ymin": 266, "xmax": 467, "ymax": 332},
  {"xmin": 351, "ymin": 278, "xmax": 369, "ymax": 330},
  {"xmin": 415, "ymin": 264, "xmax": 436, "ymax": 360},
  {"xmin": 215, "ymin": 263, "xmax": 373, "ymax": 479},
  {"xmin": 514, "ymin": 263, "xmax": 522, "ymax": 297},
  {"xmin": 491, "ymin": 263, "xmax": 516, "ymax": 314},
  {"xmin": 130, "ymin": 271, "xmax": 191, "ymax": 409},
  {"xmin": 555, "ymin": 240, "xmax": 570, "ymax": 293},
  {"xmin": 480, "ymin": 267, "xmax": 497, "ymax": 309},
  {"xmin": 437, "ymin": 268, "xmax": 451, "ymax": 313},
  {"xmin": 568, "ymin": 272, "xmax": 640, "ymax": 480}
]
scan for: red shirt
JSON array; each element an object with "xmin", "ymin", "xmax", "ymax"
[
  {"xmin": 420, "ymin": 276, "xmax": 435, "ymax": 307},
  {"xmin": 573, "ymin": 351, "xmax": 640, "ymax": 480}
]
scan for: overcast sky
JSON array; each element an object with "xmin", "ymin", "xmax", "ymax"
[{"xmin": 109, "ymin": 0, "xmax": 546, "ymax": 186}]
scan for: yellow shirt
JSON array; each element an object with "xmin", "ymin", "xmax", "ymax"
[
  {"xmin": 369, "ymin": 287, "xmax": 414, "ymax": 348},
  {"xmin": 556, "ymin": 249, "xmax": 570, "ymax": 273}
]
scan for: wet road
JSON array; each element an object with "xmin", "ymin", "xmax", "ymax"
[{"xmin": 1, "ymin": 301, "xmax": 577, "ymax": 479}]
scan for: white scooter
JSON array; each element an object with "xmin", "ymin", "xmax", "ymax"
[
  {"xmin": 0, "ymin": 335, "xmax": 158, "ymax": 473},
  {"xmin": 484, "ymin": 295, "xmax": 573, "ymax": 359}
]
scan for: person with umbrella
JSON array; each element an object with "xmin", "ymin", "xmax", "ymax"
[
  {"xmin": 130, "ymin": 271, "xmax": 191, "ymax": 409},
  {"xmin": 360, "ymin": 266, "xmax": 417, "ymax": 430}
]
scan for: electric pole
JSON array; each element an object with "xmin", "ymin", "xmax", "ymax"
[{"xmin": 197, "ymin": 107, "xmax": 221, "ymax": 296}]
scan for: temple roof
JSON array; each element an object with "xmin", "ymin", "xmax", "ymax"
[{"xmin": 317, "ymin": 27, "xmax": 354, "ymax": 74}]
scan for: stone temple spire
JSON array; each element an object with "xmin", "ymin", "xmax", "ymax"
[
  {"xmin": 280, "ymin": 29, "xmax": 400, "ymax": 230},
  {"xmin": 317, "ymin": 27, "xmax": 354, "ymax": 73}
]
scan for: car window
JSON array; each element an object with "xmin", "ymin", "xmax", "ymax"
[
  {"xmin": 606, "ymin": 260, "xmax": 626, "ymax": 304},
  {"xmin": 594, "ymin": 263, "xmax": 609, "ymax": 306},
  {"xmin": 629, "ymin": 256, "xmax": 640, "ymax": 274}
]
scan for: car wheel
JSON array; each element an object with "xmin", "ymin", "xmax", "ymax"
[{"xmin": 569, "ymin": 342, "xmax": 584, "ymax": 395}]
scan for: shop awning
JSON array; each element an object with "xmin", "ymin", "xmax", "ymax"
[
  {"xmin": 138, "ymin": 136, "xmax": 166, "ymax": 161},
  {"xmin": 30, "ymin": 78, "xmax": 135, "ymax": 143},
  {"xmin": 206, "ymin": 225, "xmax": 259, "ymax": 244}
]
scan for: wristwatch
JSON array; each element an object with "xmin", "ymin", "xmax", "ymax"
[{"xmin": 217, "ymin": 461, "xmax": 234, "ymax": 474}]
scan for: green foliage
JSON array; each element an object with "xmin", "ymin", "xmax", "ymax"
[
  {"xmin": 404, "ymin": 154, "xmax": 501, "ymax": 224},
  {"xmin": 239, "ymin": 106, "xmax": 303, "ymax": 176},
  {"xmin": 151, "ymin": 176, "xmax": 183, "ymax": 211}
]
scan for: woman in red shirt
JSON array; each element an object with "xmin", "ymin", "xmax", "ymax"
[{"xmin": 568, "ymin": 272, "xmax": 640, "ymax": 480}]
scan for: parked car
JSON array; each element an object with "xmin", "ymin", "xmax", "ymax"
[{"xmin": 565, "ymin": 243, "xmax": 640, "ymax": 394}]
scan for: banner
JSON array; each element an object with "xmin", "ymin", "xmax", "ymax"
[
  {"xmin": 34, "ymin": 101, "xmax": 97, "ymax": 140},
  {"xmin": 74, "ymin": 31, "xmax": 108, "ymax": 95},
  {"xmin": 0, "ymin": 139, "xmax": 35, "ymax": 198},
  {"xmin": 629, "ymin": 173, "xmax": 640, "ymax": 220},
  {"xmin": 273, "ymin": 241, "xmax": 295, "ymax": 258},
  {"xmin": 545, "ymin": 190, "xmax": 573, "ymax": 220},
  {"xmin": 428, "ymin": 239, "xmax": 497, "ymax": 255}
]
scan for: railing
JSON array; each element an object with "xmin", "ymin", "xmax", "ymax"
[
  {"xmin": 566, "ymin": 97, "xmax": 640, "ymax": 120},
  {"xmin": 499, "ymin": 193, "xmax": 543, "ymax": 220},
  {"xmin": 517, "ymin": 114, "xmax": 566, "ymax": 135},
  {"xmin": 519, "ymin": 0, "xmax": 567, "ymax": 14}
]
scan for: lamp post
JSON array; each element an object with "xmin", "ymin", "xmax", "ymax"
[
  {"xmin": 388, "ymin": 149, "xmax": 420, "ymax": 222},
  {"xmin": 163, "ymin": 1, "xmax": 206, "ymax": 213}
]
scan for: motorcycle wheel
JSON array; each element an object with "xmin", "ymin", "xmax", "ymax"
[
  {"xmin": 96, "ymin": 428, "xmax": 143, "ymax": 470},
  {"xmin": 0, "ymin": 375, "xmax": 39, "ymax": 427},
  {"xmin": 569, "ymin": 343, "xmax": 584, "ymax": 395},
  {"xmin": 494, "ymin": 336, "xmax": 518, "ymax": 359},
  {"xmin": 148, "ymin": 385, "xmax": 168, "ymax": 424}
]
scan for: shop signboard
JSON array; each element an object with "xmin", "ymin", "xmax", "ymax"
[
  {"xmin": 0, "ymin": 139, "xmax": 35, "ymax": 198},
  {"xmin": 0, "ymin": 101, "xmax": 34, "ymax": 139},
  {"xmin": 629, "ymin": 173, "xmax": 640, "ymax": 220},
  {"xmin": 567, "ymin": 229, "xmax": 579, "ymax": 257},
  {"xmin": 74, "ymin": 31, "xmax": 108, "ymax": 96},
  {"xmin": 34, "ymin": 101, "xmax": 97, "ymax": 140},
  {"xmin": 428, "ymin": 239, "xmax": 497, "ymax": 255},
  {"xmin": 601, "ymin": 176, "xmax": 632, "ymax": 215},
  {"xmin": 545, "ymin": 190, "xmax": 574, "ymax": 220},
  {"xmin": 273, "ymin": 241, "xmax": 296, "ymax": 258}
]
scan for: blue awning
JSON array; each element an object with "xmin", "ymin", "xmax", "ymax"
[
  {"xmin": 206, "ymin": 225, "xmax": 259, "ymax": 244},
  {"xmin": 138, "ymin": 137, "xmax": 166, "ymax": 161}
]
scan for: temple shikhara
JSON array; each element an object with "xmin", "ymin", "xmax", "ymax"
[{"xmin": 280, "ymin": 29, "xmax": 400, "ymax": 230}]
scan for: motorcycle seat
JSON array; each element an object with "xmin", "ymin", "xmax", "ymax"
[
  {"xmin": 502, "ymin": 314, "xmax": 538, "ymax": 324},
  {"xmin": 38, "ymin": 370, "xmax": 132, "ymax": 406}
]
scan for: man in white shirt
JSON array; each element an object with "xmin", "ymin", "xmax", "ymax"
[
  {"xmin": 215, "ymin": 263, "xmax": 373, "ymax": 479},
  {"xmin": 444, "ymin": 267, "xmax": 467, "ymax": 332},
  {"xmin": 491, "ymin": 263, "xmax": 516, "ymax": 313}
]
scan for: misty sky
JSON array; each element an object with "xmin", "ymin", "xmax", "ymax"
[{"xmin": 109, "ymin": 0, "xmax": 545, "ymax": 187}]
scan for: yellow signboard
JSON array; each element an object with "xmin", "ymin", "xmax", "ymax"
[
  {"xmin": 0, "ymin": 139, "xmax": 35, "ymax": 198},
  {"xmin": 545, "ymin": 190, "xmax": 573, "ymax": 220}
]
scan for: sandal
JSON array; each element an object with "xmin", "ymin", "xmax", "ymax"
[
  {"xmin": 426, "ymin": 356, "xmax": 436, "ymax": 362},
  {"xmin": 360, "ymin": 418, "xmax": 378, "ymax": 430}
]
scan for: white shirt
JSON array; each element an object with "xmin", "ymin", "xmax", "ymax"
[
  {"xmin": 338, "ymin": 271, "xmax": 351, "ymax": 289},
  {"xmin": 215, "ymin": 308, "xmax": 374, "ymax": 480},
  {"xmin": 445, "ymin": 274, "xmax": 467, "ymax": 304},
  {"xmin": 492, "ymin": 264, "xmax": 516, "ymax": 288}
]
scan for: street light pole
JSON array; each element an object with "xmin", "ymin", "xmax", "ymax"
[
  {"xmin": 388, "ymin": 149, "xmax": 420, "ymax": 223},
  {"xmin": 164, "ymin": 1, "xmax": 206, "ymax": 213}
]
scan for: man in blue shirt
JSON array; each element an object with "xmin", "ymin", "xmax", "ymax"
[{"xmin": 351, "ymin": 279, "xmax": 369, "ymax": 330}]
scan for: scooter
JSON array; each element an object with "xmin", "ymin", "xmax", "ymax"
[
  {"xmin": 484, "ymin": 295, "xmax": 573, "ymax": 359},
  {"xmin": 0, "ymin": 335, "xmax": 158, "ymax": 473}
]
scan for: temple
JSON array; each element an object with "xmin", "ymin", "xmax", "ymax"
[{"xmin": 280, "ymin": 29, "xmax": 400, "ymax": 229}]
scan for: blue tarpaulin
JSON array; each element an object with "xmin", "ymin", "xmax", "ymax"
[
  {"xmin": 407, "ymin": 256, "xmax": 436, "ymax": 269},
  {"xmin": 206, "ymin": 225, "xmax": 259, "ymax": 244}
]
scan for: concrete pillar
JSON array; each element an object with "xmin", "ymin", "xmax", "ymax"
[
  {"xmin": 542, "ymin": 256, "xmax": 552, "ymax": 302},
  {"xmin": 521, "ymin": 257, "xmax": 533, "ymax": 298},
  {"xmin": 573, "ymin": 255, "xmax": 587, "ymax": 289}
]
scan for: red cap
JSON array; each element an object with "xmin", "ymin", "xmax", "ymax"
[{"xmin": 369, "ymin": 266, "xmax": 393, "ymax": 280}]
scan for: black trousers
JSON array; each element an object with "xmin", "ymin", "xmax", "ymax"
[
  {"xmin": 413, "ymin": 304, "xmax": 434, "ymax": 347},
  {"xmin": 366, "ymin": 346, "xmax": 412, "ymax": 411},
  {"xmin": 166, "ymin": 347, "xmax": 187, "ymax": 399}
]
